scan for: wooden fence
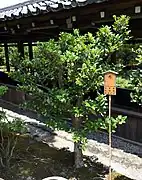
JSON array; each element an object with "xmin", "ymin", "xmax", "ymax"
[
  {"xmin": 113, "ymin": 107, "xmax": 142, "ymax": 143},
  {"xmin": 0, "ymin": 84, "xmax": 142, "ymax": 144},
  {"xmin": 1, "ymin": 84, "xmax": 27, "ymax": 104}
]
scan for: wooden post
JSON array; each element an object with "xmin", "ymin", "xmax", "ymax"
[
  {"xmin": 28, "ymin": 42, "xmax": 33, "ymax": 60},
  {"xmin": 4, "ymin": 43, "xmax": 10, "ymax": 72},
  {"xmin": 17, "ymin": 42, "xmax": 24, "ymax": 59}
]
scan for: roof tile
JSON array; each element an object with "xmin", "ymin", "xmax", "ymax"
[{"xmin": 0, "ymin": 0, "xmax": 108, "ymax": 21}]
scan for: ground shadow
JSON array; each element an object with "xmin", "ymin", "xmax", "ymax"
[{"xmin": 0, "ymin": 137, "xmax": 108, "ymax": 180}]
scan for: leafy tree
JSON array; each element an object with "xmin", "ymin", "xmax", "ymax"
[
  {"xmin": 0, "ymin": 47, "xmax": 5, "ymax": 66},
  {"xmin": 8, "ymin": 46, "xmax": 19, "ymax": 69},
  {"xmin": 116, "ymin": 76, "xmax": 133, "ymax": 89},
  {"xmin": 113, "ymin": 43, "xmax": 142, "ymax": 90},
  {"xmin": 9, "ymin": 45, "xmax": 30, "ymax": 71},
  {"xmin": 10, "ymin": 15, "xmax": 130, "ymax": 168},
  {"xmin": 130, "ymin": 46, "xmax": 142, "ymax": 106},
  {"xmin": 116, "ymin": 44, "xmax": 139, "ymax": 67}
]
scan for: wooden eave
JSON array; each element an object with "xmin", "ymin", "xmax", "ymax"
[{"xmin": 0, "ymin": 0, "xmax": 142, "ymax": 43}]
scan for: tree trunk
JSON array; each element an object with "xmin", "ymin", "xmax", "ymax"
[
  {"xmin": 73, "ymin": 116, "xmax": 84, "ymax": 168},
  {"xmin": 74, "ymin": 141, "xmax": 84, "ymax": 168}
]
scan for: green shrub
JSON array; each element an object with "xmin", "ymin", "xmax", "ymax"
[{"xmin": 0, "ymin": 86, "xmax": 27, "ymax": 169}]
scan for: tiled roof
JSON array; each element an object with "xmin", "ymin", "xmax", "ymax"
[{"xmin": 0, "ymin": 0, "xmax": 108, "ymax": 21}]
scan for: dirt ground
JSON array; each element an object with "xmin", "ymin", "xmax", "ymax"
[{"xmin": 0, "ymin": 137, "xmax": 131, "ymax": 180}]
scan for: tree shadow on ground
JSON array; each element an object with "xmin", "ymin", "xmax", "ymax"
[{"xmin": 0, "ymin": 136, "xmax": 108, "ymax": 180}]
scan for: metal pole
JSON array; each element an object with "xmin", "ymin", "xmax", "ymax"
[{"xmin": 109, "ymin": 95, "xmax": 112, "ymax": 180}]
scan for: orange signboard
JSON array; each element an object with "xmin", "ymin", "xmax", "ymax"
[{"xmin": 104, "ymin": 71, "xmax": 117, "ymax": 95}]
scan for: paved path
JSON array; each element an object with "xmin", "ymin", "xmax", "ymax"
[{"xmin": 1, "ymin": 107, "xmax": 142, "ymax": 180}]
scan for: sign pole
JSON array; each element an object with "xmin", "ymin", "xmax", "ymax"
[
  {"xmin": 109, "ymin": 95, "xmax": 112, "ymax": 180},
  {"xmin": 104, "ymin": 70, "xmax": 118, "ymax": 180}
]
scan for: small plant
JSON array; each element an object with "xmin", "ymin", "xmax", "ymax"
[
  {"xmin": 0, "ymin": 86, "xmax": 27, "ymax": 169},
  {"xmin": 0, "ymin": 112, "xmax": 26, "ymax": 169}
]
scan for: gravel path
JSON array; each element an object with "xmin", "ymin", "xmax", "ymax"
[
  {"xmin": 1, "ymin": 107, "xmax": 142, "ymax": 180},
  {"xmin": 88, "ymin": 131, "xmax": 142, "ymax": 157}
]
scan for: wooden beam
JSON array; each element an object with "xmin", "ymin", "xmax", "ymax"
[
  {"xmin": 17, "ymin": 42, "xmax": 24, "ymax": 58},
  {"xmin": 4, "ymin": 43, "xmax": 10, "ymax": 72},
  {"xmin": 0, "ymin": 43, "xmax": 37, "ymax": 47},
  {"xmin": 28, "ymin": 42, "xmax": 33, "ymax": 60},
  {"xmin": 26, "ymin": 25, "xmax": 59, "ymax": 32}
]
